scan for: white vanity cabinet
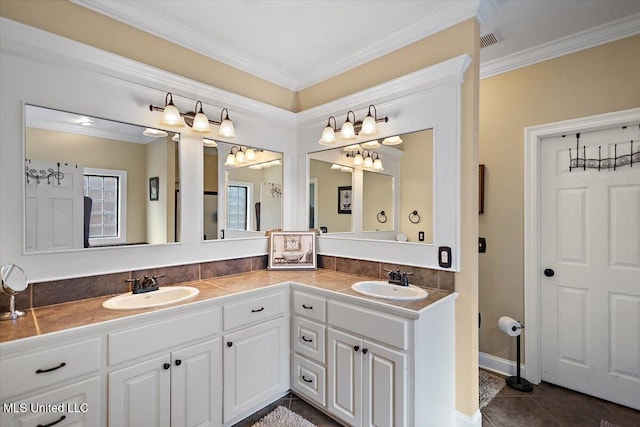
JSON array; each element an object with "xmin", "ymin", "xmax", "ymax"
[
  {"xmin": 107, "ymin": 308, "xmax": 223, "ymax": 427},
  {"xmin": 0, "ymin": 336, "xmax": 102, "ymax": 427},
  {"xmin": 221, "ymin": 289, "xmax": 289, "ymax": 424}
]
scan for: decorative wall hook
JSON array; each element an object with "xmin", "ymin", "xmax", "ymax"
[
  {"xmin": 377, "ymin": 211, "xmax": 387, "ymax": 223},
  {"xmin": 408, "ymin": 210, "xmax": 421, "ymax": 224},
  {"xmin": 25, "ymin": 160, "xmax": 64, "ymax": 185}
]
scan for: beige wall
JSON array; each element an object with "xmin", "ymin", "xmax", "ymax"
[
  {"xmin": 203, "ymin": 151, "xmax": 219, "ymax": 193},
  {"xmin": 25, "ymin": 128, "xmax": 147, "ymax": 243},
  {"xmin": 362, "ymin": 170, "xmax": 393, "ymax": 232},
  {"xmin": 146, "ymin": 138, "xmax": 168, "ymax": 244},
  {"xmin": 0, "ymin": 0, "xmax": 297, "ymax": 111},
  {"xmin": 399, "ymin": 129, "xmax": 433, "ymax": 242},
  {"xmin": 479, "ymin": 35, "xmax": 640, "ymax": 362}
]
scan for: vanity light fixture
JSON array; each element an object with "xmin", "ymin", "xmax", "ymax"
[
  {"xmin": 318, "ymin": 105, "xmax": 388, "ymax": 145},
  {"xmin": 202, "ymin": 138, "xmax": 217, "ymax": 147},
  {"xmin": 150, "ymin": 92, "xmax": 237, "ymax": 138},
  {"xmin": 361, "ymin": 140, "xmax": 380, "ymax": 149},
  {"xmin": 346, "ymin": 149, "xmax": 383, "ymax": 170},
  {"xmin": 248, "ymin": 159, "xmax": 281, "ymax": 170},
  {"xmin": 224, "ymin": 146, "xmax": 258, "ymax": 166}
]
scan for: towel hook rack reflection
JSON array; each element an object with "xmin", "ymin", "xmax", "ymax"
[
  {"xmin": 376, "ymin": 211, "xmax": 387, "ymax": 223},
  {"xmin": 408, "ymin": 210, "xmax": 421, "ymax": 224}
]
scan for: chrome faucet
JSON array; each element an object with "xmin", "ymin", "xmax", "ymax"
[{"xmin": 127, "ymin": 274, "xmax": 165, "ymax": 294}]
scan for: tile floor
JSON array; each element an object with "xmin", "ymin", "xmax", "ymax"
[{"xmin": 233, "ymin": 380, "xmax": 640, "ymax": 427}]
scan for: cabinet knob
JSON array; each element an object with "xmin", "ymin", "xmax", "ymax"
[
  {"xmin": 353, "ymin": 345, "xmax": 360, "ymax": 352},
  {"xmin": 163, "ymin": 363, "xmax": 171, "ymax": 370},
  {"xmin": 175, "ymin": 359, "xmax": 182, "ymax": 366},
  {"xmin": 544, "ymin": 268, "xmax": 555, "ymax": 277},
  {"xmin": 362, "ymin": 348, "xmax": 369, "ymax": 355},
  {"xmin": 227, "ymin": 342, "xmax": 233, "ymax": 347}
]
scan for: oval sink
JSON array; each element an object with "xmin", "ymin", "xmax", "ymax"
[
  {"xmin": 102, "ymin": 286, "xmax": 199, "ymax": 310},
  {"xmin": 351, "ymin": 281, "xmax": 428, "ymax": 301}
]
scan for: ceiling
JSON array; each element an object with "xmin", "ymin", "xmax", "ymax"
[{"xmin": 71, "ymin": 0, "xmax": 640, "ymax": 90}]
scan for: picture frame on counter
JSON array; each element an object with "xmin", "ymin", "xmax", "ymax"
[{"xmin": 268, "ymin": 231, "xmax": 317, "ymax": 270}]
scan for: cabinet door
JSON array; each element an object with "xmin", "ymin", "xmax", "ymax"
[
  {"xmin": 362, "ymin": 340, "xmax": 406, "ymax": 427},
  {"xmin": 327, "ymin": 328, "xmax": 362, "ymax": 426},
  {"xmin": 109, "ymin": 355, "xmax": 171, "ymax": 427},
  {"xmin": 223, "ymin": 317, "xmax": 289, "ymax": 423},
  {"xmin": 171, "ymin": 338, "xmax": 222, "ymax": 427}
]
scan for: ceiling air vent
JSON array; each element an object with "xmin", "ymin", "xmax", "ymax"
[{"xmin": 480, "ymin": 29, "xmax": 501, "ymax": 49}]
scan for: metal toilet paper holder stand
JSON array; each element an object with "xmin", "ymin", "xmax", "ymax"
[{"xmin": 506, "ymin": 321, "xmax": 533, "ymax": 392}]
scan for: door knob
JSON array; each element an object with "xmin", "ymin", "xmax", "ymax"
[{"xmin": 544, "ymin": 268, "xmax": 555, "ymax": 277}]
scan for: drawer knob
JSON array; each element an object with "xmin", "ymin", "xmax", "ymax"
[
  {"xmin": 175, "ymin": 359, "xmax": 182, "ymax": 366},
  {"xmin": 362, "ymin": 348, "xmax": 369, "ymax": 355},
  {"xmin": 301, "ymin": 336, "xmax": 313, "ymax": 343},
  {"xmin": 353, "ymin": 345, "xmax": 360, "ymax": 352},
  {"xmin": 163, "ymin": 363, "xmax": 171, "ymax": 370},
  {"xmin": 302, "ymin": 304, "xmax": 313, "ymax": 309},
  {"xmin": 227, "ymin": 341, "xmax": 233, "ymax": 347},
  {"xmin": 251, "ymin": 307, "xmax": 265, "ymax": 313},
  {"xmin": 38, "ymin": 415, "xmax": 66, "ymax": 427},
  {"xmin": 301, "ymin": 375, "xmax": 313, "ymax": 383},
  {"xmin": 35, "ymin": 362, "xmax": 66, "ymax": 374}
]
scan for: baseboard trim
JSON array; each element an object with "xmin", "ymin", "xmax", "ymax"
[
  {"xmin": 456, "ymin": 409, "xmax": 482, "ymax": 427},
  {"xmin": 479, "ymin": 351, "xmax": 528, "ymax": 379}
]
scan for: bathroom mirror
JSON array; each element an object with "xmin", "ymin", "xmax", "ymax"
[
  {"xmin": 24, "ymin": 105, "xmax": 180, "ymax": 252},
  {"xmin": 203, "ymin": 141, "xmax": 282, "ymax": 240},
  {"xmin": 308, "ymin": 128, "xmax": 433, "ymax": 243},
  {"xmin": 308, "ymin": 157, "xmax": 354, "ymax": 234}
]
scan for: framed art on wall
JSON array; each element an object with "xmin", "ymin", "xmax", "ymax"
[
  {"xmin": 338, "ymin": 185, "xmax": 352, "ymax": 214},
  {"xmin": 268, "ymin": 231, "xmax": 317, "ymax": 270},
  {"xmin": 149, "ymin": 176, "xmax": 159, "ymax": 201}
]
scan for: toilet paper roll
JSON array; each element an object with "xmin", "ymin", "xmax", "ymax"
[{"xmin": 498, "ymin": 316, "xmax": 523, "ymax": 337}]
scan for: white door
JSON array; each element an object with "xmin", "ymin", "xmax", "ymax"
[
  {"xmin": 327, "ymin": 328, "xmax": 362, "ymax": 426},
  {"xmin": 171, "ymin": 339, "xmax": 222, "ymax": 427},
  {"xmin": 222, "ymin": 317, "xmax": 288, "ymax": 423},
  {"xmin": 108, "ymin": 355, "xmax": 171, "ymax": 427},
  {"xmin": 25, "ymin": 160, "xmax": 84, "ymax": 252},
  {"xmin": 362, "ymin": 340, "xmax": 406, "ymax": 427},
  {"xmin": 540, "ymin": 126, "xmax": 640, "ymax": 409}
]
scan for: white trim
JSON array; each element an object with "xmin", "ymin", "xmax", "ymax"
[
  {"xmin": 480, "ymin": 13, "xmax": 640, "ymax": 79},
  {"xmin": 0, "ymin": 17, "xmax": 296, "ymax": 129},
  {"xmin": 71, "ymin": 0, "xmax": 493, "ymax": 91},
  {"xmin": 479, "ymin": 351, "xmax": 527, "ymax": 378},
  {"xmin": 523, "ymin": 107, "xmax": 640, "ymax": 384},
  {"xmin": 455, "ymin": 409, "xmax": 482, "ymax": 427}
]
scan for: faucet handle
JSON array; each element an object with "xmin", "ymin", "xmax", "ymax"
[
  {"xmin": 152, "ymin": 274, "xmax": 165, "ymax": 280},
  {"xmin": 125, "ymin": 278, "xmax": 141, "ymax": 290}
]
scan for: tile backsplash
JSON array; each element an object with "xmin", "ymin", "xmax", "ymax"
[{"xmin": 1, "ymin": 254, "xmax": 453, "ymax": 311}]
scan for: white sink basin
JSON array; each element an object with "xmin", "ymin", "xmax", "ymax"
[
  {"xmin": 351, "ymin": 281, "xmax": 428, "ymax": 301},
  {"xmin": 102, "ymin": 286, "xmax": 199, "ymax": 310}
]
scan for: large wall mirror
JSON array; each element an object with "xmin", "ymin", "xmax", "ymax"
[
  {"xmin": 203, "ymin": 141, "xmax": 282, "ymax": 240},
  {"xmin": 308, "ymin": 129, "xmax": 433, "ymax": 243},
  {"xmin": 24, "ymin": 105, "xmax": 180, "ymax": 252}
]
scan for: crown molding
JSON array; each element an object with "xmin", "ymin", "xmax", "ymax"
[
  {"xmin": 296, "ymin": 55, "xmax": 471, "ymax": 126},
  {"xmin": 0, "ymin": 18, "xmax": 296, "ymax": 128},
  {"xmin": 480, "ymin": 12, "xmax": 640, "ymax": 79},
  {"xmin": 71, "ymin": 0, "xmax": 492, "ymax": 92}
]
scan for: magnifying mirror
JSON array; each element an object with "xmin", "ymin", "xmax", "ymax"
[{"xmin": 1, "ymin": 263, "xmax": 28, "ymax": 320}]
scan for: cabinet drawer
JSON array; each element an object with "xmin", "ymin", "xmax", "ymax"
[
  {"xmin": 293, "ymin": 317, "xmax": 325, "ymax": 364},
  {"xmin": 224, "ymin": 291, "xmax": 286, "ymax": 331},
  {"xmin": 292, "ymin": 354, "xmax": 326, "ymax": 407},
  {"xmin": 328, "ymin": 301, "xmax": 408, "ymax": 350},
  {"xmin": 108, "ymin": 308, "xmax": 220, "ymax": 366},
  {"xmin": 0, "ymin": 376, "xmax": 101, "ymax": 427},
  {"xmin": 293, "ymin": 291, "xmax": 326, "ymax": 322},
  {"xmin": 0, "ymin": 338, "xmax": 100, "ymax": 400}
]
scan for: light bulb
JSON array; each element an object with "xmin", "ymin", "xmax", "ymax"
[
  {"xmin": 217, "ymin": 110, "xmax": 237, "ymax": 140},
  {"xmin": 354, "ymin": 153, "xmax": 363, "ymax": 166},
  {"xmin": 340, "ymin": 120, "xmax": 356, "ymax": 140},
  {"xmin": 382, "ymin": 136, "xmax": 403, "ymax": 145},
  {"xmin": 160, "ymin": 104, "xmax": 184, "ymax": 127},
  {"xmin": 361, "ymin": 140, "xmax": 380, "ymax": 149},
  {"xmin": 373, "ymin": 158, "xmax": 383, "ymax": 170},
  {"xmin": 319, "ymin": 125, "xmax": 336, "ymax": 145},
  {"xmin": 224, "ymin": 153, "xmax": 235, "ymax": 166},
  {"xmin": 245, "ymin": 148, "xmax": 256, "ymax": 160},
  {"xmin": 235, "ymin": 150, "xmax": 245, "ymax": 163},
  {"xmin": 364, "ymin": 156, "xmax": 373, "ymax": 168},
  {"xmin": 360, "ymin": 114, "xmax": 378, "ymax": 136},
  {"xmin": 191, "ymin": 112, "xmax": 211, "ymax": 132}
]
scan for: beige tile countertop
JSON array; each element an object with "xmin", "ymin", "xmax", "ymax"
[{"xmin": 0, "ymin": 269, "xmax": 453, "ymax": 344}]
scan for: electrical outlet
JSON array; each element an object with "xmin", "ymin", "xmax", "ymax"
[
  {"xmin": 438, "ymin": 246, "xmax": 452, "ymax": 268},
  {"xmin": 418, "ymin": 231, "xmax": 425, "ymax": 241}
]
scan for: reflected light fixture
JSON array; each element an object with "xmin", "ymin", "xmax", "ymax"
[
  {"xmin": 224, "ymin": 146, "xmax": 257, "ymax": 166},
  {"xmin": 346, "ymin": 149, "xmax": 383, "ymax": 170},
  {"xmin": 203, "ymin": 138, "xmax": 217, "ymax": 147},
  {"xmin": 382, "ymin": 135, "xmax": 403, "ymax": 145},
  {"xmin": 150, "ymin": 92, "xmax": 237, "ymax": 138},
  {"xmin": 143, "ymin": 128, "xmax": 168, "ymax": 137},
  {"xmin": 318, "ymin": 104, "xmax": 388, "ymax": 146},
  {"xmin": 361, "ymin": 140, "xmax": 380, "ymax": 149}
]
